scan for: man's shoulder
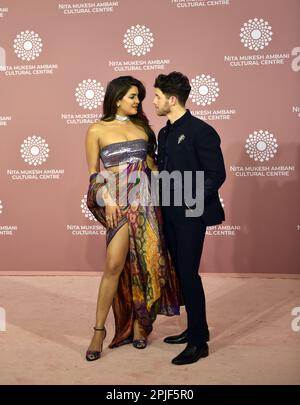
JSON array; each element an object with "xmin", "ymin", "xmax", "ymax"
[
  {"xmin": 189, "ymin": 114, "xmax": 216, "ymax": 133},
  {"xmin": 187, "ymin": 115, "xmax": 221, "ymax": 145}
]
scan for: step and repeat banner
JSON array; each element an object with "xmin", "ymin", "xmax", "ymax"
[{"xmin": 0, "ymin": 0, "xmax": 299, "ymax": 274}]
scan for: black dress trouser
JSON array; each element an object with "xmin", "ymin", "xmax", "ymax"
[{"xmin": 162, "ymin": 204, "xmax": 209, "ymax": 346}]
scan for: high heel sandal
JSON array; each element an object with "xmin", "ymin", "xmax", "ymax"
[
  {"xmin": 86, "ymin": 326, "xmax": 106, "ymax": 361},
  {"xmin": 132, "ymin": 339, "xmax": 147, "ymax": 349}
]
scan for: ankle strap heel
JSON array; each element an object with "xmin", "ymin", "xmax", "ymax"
[{"xmin": 86, "ymin": 326, "xmax": 106, "ymax": 362}]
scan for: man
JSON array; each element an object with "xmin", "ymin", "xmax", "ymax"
[{"xmin": 153, "ymin": 72, "xmax": 226, "ymax": 365}]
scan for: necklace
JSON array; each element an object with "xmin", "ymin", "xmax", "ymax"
[{"xmin": 115, "ymin": 114, "xmax": 130, "ymax": 121}]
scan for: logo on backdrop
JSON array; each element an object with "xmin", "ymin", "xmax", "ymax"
[
  {"xmin": 66, "ymin": 194, "xmax": 105, "ymax": 236},
  {"xmin": 189, "ymin": 75, "xmax": 219, "ymax": 106},
  {"xmin": 20, "ymin": 136, "xmax": 49, "ymax": 166},
  {"xmin": 171, "ymin": 0, "xmax": 230, "ymax": 8},
  {"xmin": 292, "ymin": 106, "xmax": 300, "ymax": 118},
  {"xmin": 230, "ymin": 130, "xmax": 295, "ymax": 177},
  {"xmin": 60, "ymin": 80, "xmax": 104, "ymax": 125},
  {"xmin": 4, "ymin": 30, "xmax": 58, "ymax": 76},
  {"xmin": 0, "ymin": 7, "xmax": 8, "ymax": 18},
  {"xmin": 189, "ymin": 74, "xmax": 236, "ymax": 121},
  {"xmin": 58, "ymin": 3, "xmax": 119, "ymax": 14},
  {"xmin": 81, "ymin": 194, "xmax": 97, "ymax": 222},
  {"xmin": 7, "ymin": 136, "xmax": 64, "ymax": 181},
  {"xmin": 224, "ymin": 17, "xmax": 290, "ymax": 68},
  {"xmin": 109, "ymin": 25, "xmax": 170, "ymax": 72},
  {"xmin": 245, "ymin": 130, "xmax": 278, "ymax": 163},
  {"xmin": 0, "ymin": 116, "xmax": 12, "ymax": 126},
  {"xmin": 123, "ymin": 25, "xmax": 154, "ymax": 57},
  {"xmin": 206, "ymin": 195, "xmax": 242, "ymax": 237},
  {"xmin": 0, "ymin": 201, "xmax": 18, "ymax": 236},
  {"xmin": 75, "ymin": 79, "xmax": 105, "ymax": 111},
  {"xmin": 240, "ymin": 18, "xmax": 272, "ymax": 51},
  {"xmin": 13, "ymin": 30, "xmax": 43, "ymax": 61}
]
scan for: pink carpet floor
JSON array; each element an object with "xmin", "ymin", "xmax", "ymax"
[{"xmin": 0, "ymin": 274, "xmax": 299, "ymax": 385}]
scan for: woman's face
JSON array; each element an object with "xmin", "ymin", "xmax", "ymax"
[{"xmin": 117, "ymin": 86, "xmax": 140, "ymax": 116}]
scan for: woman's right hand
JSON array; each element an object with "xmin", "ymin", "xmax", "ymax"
[{"xmin": 105, "ymin": 197, "xmax": 122, "ymax": 228}]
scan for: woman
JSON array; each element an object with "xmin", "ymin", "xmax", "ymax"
[{"xmin": 85, "ymin": 76, "xmax": 181, "ymax": 361}]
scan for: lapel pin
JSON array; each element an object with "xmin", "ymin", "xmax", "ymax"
[{"xmin": 178, "ymin": 134, "xmax": 185, "ymax": 144}]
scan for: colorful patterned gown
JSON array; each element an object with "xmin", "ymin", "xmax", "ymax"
[{"xmin": 86, "ymin": 139, "xmax": 182, "ymax": 347}]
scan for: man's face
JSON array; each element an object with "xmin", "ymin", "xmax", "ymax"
[{"xmin": 153, "ymin": 88, "xmax": 171, "ymax": 116}]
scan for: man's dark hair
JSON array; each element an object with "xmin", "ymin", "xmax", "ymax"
[{"xmin": 154, "ymin": 71, "xmax": 191, "ymax": 106}]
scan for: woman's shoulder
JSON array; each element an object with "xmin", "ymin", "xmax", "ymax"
[
  {"xmin": 87, "ymin": 120, "xmax": 110, "ymax": 138},
  {"xmin": 88, "ymin": 119, "xmax": 109, "ymax": 130}
]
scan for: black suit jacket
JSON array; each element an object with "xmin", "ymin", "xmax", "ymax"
[{"xmin": 157, "ymin": 111, "xmax": 226, "ymax": 226}]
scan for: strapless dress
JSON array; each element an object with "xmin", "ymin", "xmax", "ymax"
[{"xmin": 100, "ymin": 138, "xmax": 147, "ymax": 169}]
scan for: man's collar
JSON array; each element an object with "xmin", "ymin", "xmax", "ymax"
[{"xmin": 166, "ymin": 109, "xmax": 191, "ymax": 130}]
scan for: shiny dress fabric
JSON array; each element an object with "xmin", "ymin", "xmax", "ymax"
[
  {"xmin": 100, "ymin": 138, "xmax": 148, "ymax": 169},
  {"xmin": 86, "ymin": 143, "xmax": 182, "ymax": 348}
]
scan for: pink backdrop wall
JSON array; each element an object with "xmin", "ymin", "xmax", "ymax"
[{"xmin": 0, "ymin": 0, "xmax": 299, "ymax": 274}]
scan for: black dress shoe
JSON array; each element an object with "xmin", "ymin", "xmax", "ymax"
[
  {"xmin": 164, "ymin": 329, "xmax": 188, "ymax": 344},
  {"xmin": 164, "ymin": 329, "xmax": 210, "ymax": 344},
  {"xmin": 171, "ymin": 343, "xmax": 209, "ymax": 365}
]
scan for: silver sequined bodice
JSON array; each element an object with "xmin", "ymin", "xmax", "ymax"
[{"xmin": 100, "ymin": 139, "xmax": 147, "ymax": 169}]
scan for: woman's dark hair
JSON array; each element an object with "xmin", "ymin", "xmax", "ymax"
[
  {"xmin": 102, "ymin": 76, "xmax": 157, "ymax": 159},
  {"xmin": 154, "ymin": 71, "xmax": 191, "ymax": 106}
]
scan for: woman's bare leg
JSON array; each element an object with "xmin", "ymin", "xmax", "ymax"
[{"xmin": 88, "ymin": 223, "xmax": 129, "ymax": 352}]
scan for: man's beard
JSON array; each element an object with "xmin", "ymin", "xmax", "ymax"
[{"xmin": 157, "ymin": 103, "xmax": 171, "ymax": 116}]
